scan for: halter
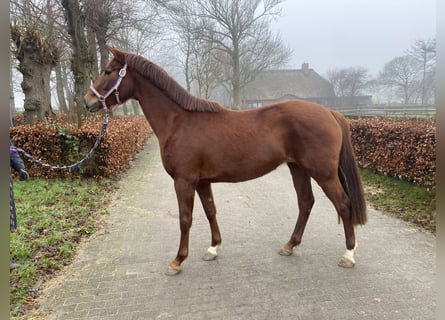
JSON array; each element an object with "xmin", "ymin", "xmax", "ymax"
[{"xmin": 89, "ymin": 63, "xmax": 127, "ymax": 111}]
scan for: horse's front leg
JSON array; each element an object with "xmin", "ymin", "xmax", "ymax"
[
  {"xmin": 166, "ymin": 178, "xmax": 196, "ymax": 276},
  {"xmin": 197, "ymin": 182, "xmax": 222, "ymax": 261}
]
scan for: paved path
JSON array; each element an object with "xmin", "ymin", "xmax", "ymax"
[{"xmin": 38, "ymin": 136, "xmax": 436, "ymax": 320}]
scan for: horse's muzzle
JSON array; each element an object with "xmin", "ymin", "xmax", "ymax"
[{"xmin": 84, "ymin": 96, "xmax": 101, "ymax": 113}]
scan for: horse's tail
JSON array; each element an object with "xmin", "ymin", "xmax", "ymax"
[{"xmin": 331, "ymin": 111, "xmax": 367, "ymax": 225}]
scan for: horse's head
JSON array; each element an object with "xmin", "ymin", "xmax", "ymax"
[{"xmin": 84, "ymin": 45, "xmax": 133, "ymax": 113}]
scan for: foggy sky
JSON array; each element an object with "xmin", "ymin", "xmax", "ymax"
[{"xmin": 272, "ymin": 0, "xmax": 436, "ymax": 77}]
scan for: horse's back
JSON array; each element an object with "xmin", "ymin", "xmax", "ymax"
[
  {"xmin": 247, "ymin": 100, "xmax": 343, "ymax": 145},
  {"xmin": 162, "ymin": 99, "xmax": 343, "ymax": 182}
]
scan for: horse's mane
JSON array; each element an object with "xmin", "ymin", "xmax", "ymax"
[{"xmin": 125, "ymin": 54, "xmax": 220, "ymax": 113}]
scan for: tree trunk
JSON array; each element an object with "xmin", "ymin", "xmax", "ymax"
[
  {"xmin": 10, "ymin": 62, "xmax": 16, "ymax": 123},
  {"xmin": 62, "ymin": 0, "xmax": 91, "ymax": 127},
  {"xmin": 61, "ymin": 61, "xmax": 76, "ymax": 112},
  {"xmin": 421, "ymin": 57, "xmax": 427, "ymax": 105},
  {"xmin": 11, "ymin": 27, "xmax": 58, "ymax": 124},
  {"xmin": 231, "ymin": 42, "xmax": 241, "ymax": 108},
  {"xmin": 19, "ymin": 57, "xmax": 54, "ymax": 123},
  {"xmin": 55, "ymin": 62, "xmax": 68, "ymax": 113},
  {"xmin": 96, "ymin": 29, "xmax": 109, "ymax": 72},
  {"xmin": 404, "ymin": 85, "xmax": 410, "ymax": 105},
  {"xmin": 87, "ymin": 24, "xmax": 99, "ymax": 80}
]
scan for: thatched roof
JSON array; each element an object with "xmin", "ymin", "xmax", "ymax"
[{"xmin": 241, "ymin": 64, "xmax": 334, "ymax": 103}]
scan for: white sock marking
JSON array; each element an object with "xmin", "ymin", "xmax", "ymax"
[
  {"xmin": 207, "ymin": 245, "xmax": 219, "ymax": 256},
  {"xmin": 343, "ymin": 242, "xmax": 358, "ymax": 263}
]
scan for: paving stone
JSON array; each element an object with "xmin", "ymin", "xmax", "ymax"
[{"xmin": 38, "ymin": 136, "xmax": 436, "ymax": 319}]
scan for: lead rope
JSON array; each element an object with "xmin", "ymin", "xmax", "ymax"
[{"xmin": 13, "ymin": 111, "xmax": 110, "ymax": 172}]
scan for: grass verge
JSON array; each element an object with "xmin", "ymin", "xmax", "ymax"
[
  {"xmin": 9, "ymin": 177, "xmax": 116, "ymax": 318},
  {"xmin": 360, "ymin": 168, "xmax": 436, "ymax": 234}
]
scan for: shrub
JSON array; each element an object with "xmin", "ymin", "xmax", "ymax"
[
  {"xmin": 10, "ymin": 114, "xmax": 152, "ymax": 178},
  {"xmin": 350, "ymin": 117, "xmax": 436, "ymax": 187}
]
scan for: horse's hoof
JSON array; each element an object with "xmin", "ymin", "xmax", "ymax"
[
  {"xmin": 165, "ymin": 266, "xmax": 181, "ymax": 276},
  {"xmin": 338, "ymin": 256, "xmax": 355, "ymax": 268},
  {"xmin": 202, "ymin": 252, "xmax": 218, "ymax": 261},
  {"xmin": 202, "ymin": 245, "xmax": 219, "ymax": 261},
  {"xmin": 278, "ymin": 247, "xmax": 293, "ymax": 256}
]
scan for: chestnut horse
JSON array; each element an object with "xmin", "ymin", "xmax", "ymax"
[{"xmin": 84, "ymin": 46, "xmax": 367, "ymax": 275}]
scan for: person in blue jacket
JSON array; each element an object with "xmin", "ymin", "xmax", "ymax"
[{"xmin": 10, "ymin": 143, "xmax": 29, "ymax": 270}]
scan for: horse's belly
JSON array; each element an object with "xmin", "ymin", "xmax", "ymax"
[{"xmin": 202, "ymin": 154, "xmax": 286, "ymax": 183}]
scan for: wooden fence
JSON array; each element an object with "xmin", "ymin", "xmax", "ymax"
[{"xmin": 332, "ymin": 105, "xmax": 436, "ymax": 117}]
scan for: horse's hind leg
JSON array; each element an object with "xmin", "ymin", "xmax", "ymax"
[
  {"xmin": 279, "ymin": 164, "xmax": 314, "ymax": 256},
  {"xmin": 315, "ymin": 175, "xmax": 357, "ymax": 267},
  {"xmin": 197, "ymin": 182, "xmax": 222, "ymax": 261}
]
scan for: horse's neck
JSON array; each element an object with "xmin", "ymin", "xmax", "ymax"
[{"xmin": 135, "ymin": 82, "xmax": 183, "ymax": 143}]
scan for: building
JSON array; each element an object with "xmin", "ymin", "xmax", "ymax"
[{"xmin": 241, "ymin": 63, "xmax": 335, "ymax": 108}]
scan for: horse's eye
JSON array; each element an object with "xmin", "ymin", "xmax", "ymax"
[{"xmin": 104, "ymin": 69, "xmax": 112, "ymax": 75}]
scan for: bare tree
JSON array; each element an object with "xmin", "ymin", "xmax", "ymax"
[
  {"xmin": 423, "ymin": 68, "xmax": 436, "ymax": 104},
  {"xmin": 153, "ymin": 0, "xmax": 204, "ymax": 92},
  {"xmin": 407, "ymin": 38, "xmax": 436, "ymax": 104},
  {"xmin": 378, "ymin": 55, "xmax": 420, "ymax": 104},
  {"xmin": 61, "ymin": 0, "xmax": 92, "ymax": 126},
  {"xmin": 190, "ymin": 29, "xmax": 225, "ymax": 99},
  {"xmin": 84, "ymin": 0, "xmax": 142, "ymax": 73},
  {"xmin": 197, "ymin": 0, "xmax": 291, "ymax": 107},
  {"xmin": 112, "ymin": 1, "xmax": 163, "ymax": 115},
  {"xmin": 327, "ymin": 66, "xmax": 371, "ymax": 97},
  {"xmin": 115, "ymin": 2, "xmax": 163, "ymax": 56},
  {"xmin": 84, "ymin": 0, "xmax": 114, "ymax": 72},
  {"xmin": 155, "ymin": 0, "xmax": 291, "ymax": 107},
  {"xmin": 327, "ymin": 66, "xmax": 373, "ymax": 107},
  {"xmin": 327, "ymin": 68, "xmax": 348, "ymax": 97},
  {"xmin": 10, "ymin": 0, "xmax": 61, "ymax": 124}
]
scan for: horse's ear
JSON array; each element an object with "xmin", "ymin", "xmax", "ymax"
[{"xmin": 106, "ymin": 45, "xmax": 125, "ymax": 63}]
